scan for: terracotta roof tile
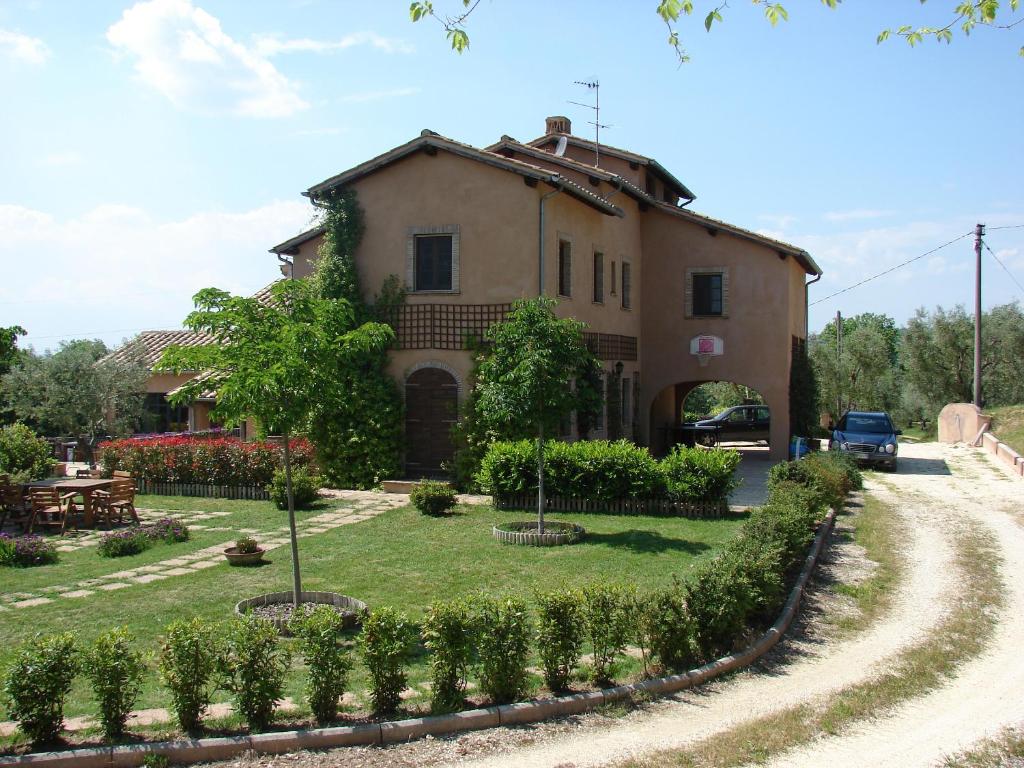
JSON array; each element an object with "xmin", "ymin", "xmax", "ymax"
[{"xmin": 101, "ymin": 330, "xmax": 213, "ymax": 370}]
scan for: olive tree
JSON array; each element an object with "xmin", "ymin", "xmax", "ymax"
[
  {"xmin": 475, "ymin": 297, "xmax": 601, "ymax": 533},
  {"xmin": 159, "ymin": 281, "xmax": 394, "ymax": 606}
]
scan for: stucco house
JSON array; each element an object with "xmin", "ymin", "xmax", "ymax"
[{"xmin": 265, "ymin": 116, "xmax": 820, "ymax": 471}]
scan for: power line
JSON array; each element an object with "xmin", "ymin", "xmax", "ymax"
[
  {"xmin": 808, "ymin": 230, "xmax": 974, "ymax": 307},
  {"xmin": 983, "ymin": 240, "xmax": 1024, "ymax": 296},
  {"xmin": 987, "ymin": 224, "xmax": 1024, "ymax": 231}
]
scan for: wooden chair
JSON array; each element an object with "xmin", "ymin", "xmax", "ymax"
[
  {"xmin": 91, "ymin": 479, "xmax": 139, "ymax": 526},
  {"xmin": 26, "ymin": 487, "xmax": 79, "ymax": 535},
  {"xmin": 112, "ymin": 470, "xmax": 132, "ymax": 480},
  {"xmin": 0, "ymin": 475, "xmax": 32, "ymax": 533},
  {"xmin": 76, "ymin": 468, "xmax": 103, "ymax": 479}
]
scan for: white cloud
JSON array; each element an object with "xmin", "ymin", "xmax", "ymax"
[
  {"xmin": 0, "ymin": 200, "xmax": 315, "ymax": 349},
  {"xmin": 254, "ymin": 31, "xmax": 414, "ymax": 57},
  {"xmin": 106, "ymin": 0, "xmax": 308, "ymax": 118},
  {"xmin": 0, "ymin": 28, "xmax": 50, "ymax": 64},
  {"xmin": 822, "ymin": 209, "xmax": 895, "ymax": 223},
  {"xmin": 339, "ymin": 87, "xmax": 420, "ymax": 104}
]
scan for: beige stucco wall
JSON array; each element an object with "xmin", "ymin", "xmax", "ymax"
[{"xmin": 639, "ymin": 208, "xmax": 807, "ymax": 460}]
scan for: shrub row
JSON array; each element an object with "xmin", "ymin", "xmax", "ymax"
[
  {"xmin": 97, "ymin": 518, "xmax": 190, "ymax": 558},
  {"xmin": 477, "ymin": 440, "xmax": 741, "ymax": 504},
  {"xmin": 98, "ymin": 436, "xmax": 316, "ymax": 488},
  {"xmin": 3, "ymin": 454, "xmax": 858, "ymax": 746}
]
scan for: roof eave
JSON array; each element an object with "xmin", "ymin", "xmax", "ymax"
[{"xmin": 305, "ymin": 134, "xmax": 623, "ymax": 217}]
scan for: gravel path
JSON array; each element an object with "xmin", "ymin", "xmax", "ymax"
[
  {"xmin": 765, "ymin": 441, "xmax": 1024, "ymax": 768},
  {"xmin": 206, "ymin": 441, "xmax": 1022, "ymax": 768}
]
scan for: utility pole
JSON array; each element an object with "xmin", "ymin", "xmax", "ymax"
[
  {"xmin": 973, "ymin": 223, "xmax": 985, "ymax": 408},
  {"xmin": 835, "ymin": 310, "xmax": 843, "ymax": 419}
]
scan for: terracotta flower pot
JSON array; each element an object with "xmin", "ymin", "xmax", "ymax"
[{"xmin": 223, "ymin": 546, "xmax": 266, "ymax": 566}]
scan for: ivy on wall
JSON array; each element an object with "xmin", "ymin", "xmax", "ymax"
[{"xmin": 306, "ymin": 188, "xmax": 404, "ymax": 488}]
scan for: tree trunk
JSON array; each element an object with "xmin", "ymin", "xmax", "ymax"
[
  {"xmin": 536, "ymin": 424, "xmax": 545, "ymax": 535},
  {"xmin": 283, "ymin": 430, "xmax": 302, "ymax": 608}
]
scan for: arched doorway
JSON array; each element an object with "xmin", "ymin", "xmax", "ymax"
[
  {"xmin": 404, "ymin": 367, "xmax": 458, "ymax": 477},
  {"xmin": 649, "ymin": 379, "xmax": 772, "ymax": 456}
]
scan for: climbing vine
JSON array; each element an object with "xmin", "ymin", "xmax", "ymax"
[{"xmin": 307, "ymin": 189, "xmax": 404, "ymax": 488}]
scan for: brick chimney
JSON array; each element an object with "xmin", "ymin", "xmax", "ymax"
[{"xmin": 545, "ymin": 115, "xmax": 571, "ymax": 135}]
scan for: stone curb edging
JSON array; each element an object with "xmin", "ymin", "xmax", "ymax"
[
  {"xmin": 492, "ymin": 522, "xmax": 585, "ymax": 547},
  {"xmin": 0, "ymin": 509, "xmax": 837, "ymax": 767}
]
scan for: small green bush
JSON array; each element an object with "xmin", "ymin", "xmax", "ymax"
[
  {"xmin": 84, "ymin": 627, "xmax": 145, "ymax": 740},
  {"xmin": 290, "ymin": 605, "xmax": 352, "ymax": 725},
  {"xmin": 0, "ymin": 423, "xmax": 55, "ymax": 484},
  {"xmin": 2, "ymin": 632, "xmax": 79, "ymax": 744},
  {"xmin": 267, "ymin": 467, "xmax": 320, "ymax": 510},
  {"xmin": 235, "ymin": 536, "xmax": 259, "ymax": 554},
  {"xmin": 534, "ymin": 587, "xmax": 585, "ymax": 692},
  {"xmin": 474, "ymin": 595, "xmax": 532, "ymax": 704},
  {"xmin": 159, "ymin": 618, "xmax": 218, "ymax": 732},
  {"xmin": 217, "ymin": 614, "xmax": 290, "ymax": 732},
  {"xmin": 685, "ymin": 556, "xmax": 755, "ymax": 662},
  {"xmin": 421, "ymin": 598, "xmax": 475, "ymax": 713},
  {"xmin": 643, "ymin": 577, "xmax": 697, "ymax": 673},
  {"xmin": 358, "ymin": 606, "xmax": 415, "ymax": 715},
  {"xmin": 661, "ymin": 445, "xmax": 742, "ymax": 503},
  {"xmin": 411, "ymin": 480, "xmax": 458, "ymax": 517},
  {"xmin": 581, "ymin": 583, "xmax": 630, "ymax": 685}
]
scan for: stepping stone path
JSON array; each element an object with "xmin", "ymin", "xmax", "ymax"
[{"xmin": 0, "ymin": 490, "xmax": 407, "ymax": 610}]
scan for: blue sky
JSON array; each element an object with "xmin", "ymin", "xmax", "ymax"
[{"xmin": 1, "ymin": 0, "xmax": 1022, "ymax": 351}]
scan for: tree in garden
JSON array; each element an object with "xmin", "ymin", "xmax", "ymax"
[
  {"xmin": 1, "ymin": 339, "xmax": 148, "ymax": 455},
  {"xmin": 158, "ymin": 280, "xmax": 395, "ymax": 606},
  {"xmin": 475, "ymin": 297, "xmax": 601, "ymax": 533},
  {"xmin": 0, "ymin": 325, "xmax": 24, "ymax": 376}
]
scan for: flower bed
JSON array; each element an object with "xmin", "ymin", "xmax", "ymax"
[
  {"xmin": 98, "ymin": 436, "xmax": 316, "ymax": 487},
  {"xmin": 0, "ymin": 533, "xmax": 58, "ymax": 567},
  {"xmin": 97, "ymin": 518, "xmax": 191, "ymax": 559}
]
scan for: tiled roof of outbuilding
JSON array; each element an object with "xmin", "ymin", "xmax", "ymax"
[{"xmin": 101, "ymin": 329, "xmax": 213, "ymax": 370}]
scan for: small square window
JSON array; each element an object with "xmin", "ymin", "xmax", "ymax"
[
  {"xmin": 593, "ymin": 251, "xmax": 604, "ymax": 303},
  {"xmin": 558, "ymin": 240, "xmax": 572, "ymax": 298},
  {"xmin": 693, "ymin": 273, "xmax": 723, "ymax": 316},
  {"xmin": 414, "ymin": 235, "xmax": 453, "ymax": 291}
]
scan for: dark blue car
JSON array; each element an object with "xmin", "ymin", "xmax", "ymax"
[{"xmin": 830, "ymin": 411, "xmax": 900, "ymax": 471}]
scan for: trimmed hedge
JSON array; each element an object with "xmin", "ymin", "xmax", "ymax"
[
  {"xmin": 478, "ymin": 439, "xmax": 740, "ymax": 505},
  {"xmin": 98, "ymin": 436, "xmax": 316, "ymax": 488}
]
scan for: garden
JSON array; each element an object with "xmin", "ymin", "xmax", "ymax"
[{"xmin": 0, "ymin": 449, "xmax": 861, "ymax": 757}]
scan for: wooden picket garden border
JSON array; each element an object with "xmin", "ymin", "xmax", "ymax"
[{"xmin": 134, "ymin": 479, "xmax": 270, "ymax": 500}]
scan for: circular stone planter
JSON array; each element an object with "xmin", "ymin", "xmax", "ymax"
[
  {"xmin": 235, "ymin": 591, "xmax": 368, "ymax": 634},
  {"xmin": 223, "ymin": 546, "xmax": 266, "ymax": 566},
  {"xmin": 492, "ymin": 521, "xmax": 585, "ymax": 547}
]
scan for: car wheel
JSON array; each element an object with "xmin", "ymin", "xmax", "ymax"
[{"xmin": 697, "ymin": 432, "xmax": 717, "ymax": 448}]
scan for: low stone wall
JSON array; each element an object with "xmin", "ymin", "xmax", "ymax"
[{"xmin": 982, "ymin": 431, "xmax": 1024, "ymax": 477}]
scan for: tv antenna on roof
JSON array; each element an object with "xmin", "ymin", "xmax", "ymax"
[{"xmin": 568, "ymin": 79, "xmax": 611, "ymax": 167}]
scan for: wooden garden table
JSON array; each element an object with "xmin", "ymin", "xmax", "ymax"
[{"xmin": 24, "ymin": 478, "xmax": 112, "ymax": 528}]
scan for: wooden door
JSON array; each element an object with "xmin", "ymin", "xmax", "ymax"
[{"xmin": 405, "ymin": 368, "xmax": 458, "ymax": 477}]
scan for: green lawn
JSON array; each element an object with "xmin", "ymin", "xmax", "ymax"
[{"xmin": 0, "ymin": 493, "xmax": 744, "ymax": 740}]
